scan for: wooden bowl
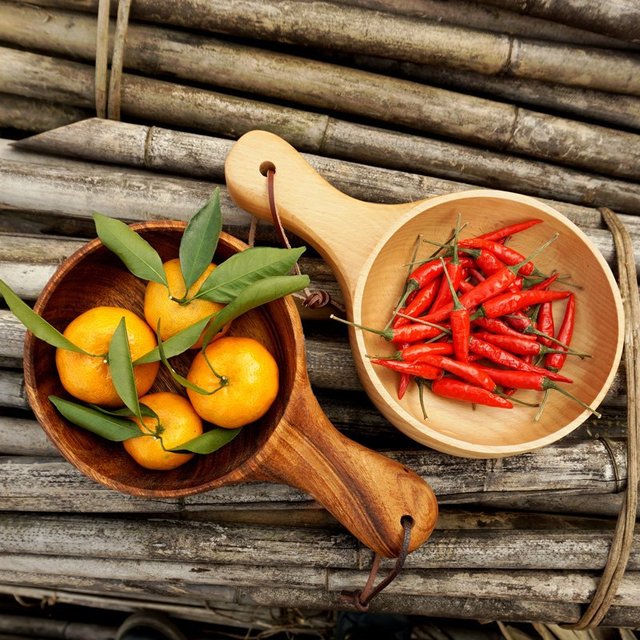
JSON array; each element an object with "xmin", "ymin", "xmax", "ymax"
[
  {"xmin": 225, "ymin": 131, "xmax": 625, "ymax": 459},
  {"xmin": 23, "ymin": 221, "xmax": 438, "ymax": 557}
]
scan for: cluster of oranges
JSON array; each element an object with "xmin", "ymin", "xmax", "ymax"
[{"xmin": 55, "ymin": 258, "xmax": 279, "ymax": 471}]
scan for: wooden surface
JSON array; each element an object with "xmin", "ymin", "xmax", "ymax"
[
  {"xmin": 0, "ymin": 124, "xmax": 638, "ymax": 625},
  {"xmin": 225, "ymin": 130, "xmax": 624, "ymax": 458}
]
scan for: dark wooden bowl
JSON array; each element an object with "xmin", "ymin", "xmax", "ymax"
[{"xmin": 23, "ymin": 221, "xmax": 438, "ymax": 557}]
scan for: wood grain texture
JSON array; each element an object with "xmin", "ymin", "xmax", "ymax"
[
  {"xmin": 22, "ymin": 221, "xmax": 437, "ymax": 557},
  {"xmin": 225, "ymin": 131, "xmax": 625, "ymax": 458},
  {"xmin": 0, "ymin": 439, "xmax": 627, "ymax": 513},
  {"xmin": 17, "ymin": 119, "xmax": 640, "ymax": 218}
]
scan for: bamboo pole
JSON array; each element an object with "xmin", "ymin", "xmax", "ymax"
[
  {"xmin": 0, "ymin": 94, "xmax": 88, "ymax": 132},
  {"xmin": 15, "ymin": 119, "xmax": 640, "ymax": 221},
  {"xmin": 1, "ymin": 512, "xmax": 638, "ymax": 571},
  {"xmin": 24, "ymin": 0, "xmax": 640, "ymax": 95},
  {"xmin": 347, "ymin": 55, "xmax": 640, "ymax": 131},
  {"xmin": 333, "ymin": 0, "xmax": 639, "ymax": 50},
  {"xmin": 5, "ymin": 10, "xmax": 640, "ymax": 182},
  {"xmin": 6, "ymin": 126, "xmax": 640, "ymax": 265},
  {"xmin": 478, "ymin": 0, "xmax": 640, "ymax": 44}
]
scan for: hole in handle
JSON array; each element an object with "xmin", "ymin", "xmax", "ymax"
[{"xmin": 259, "ymin": 161, "xmax": 276, "ymax": 176}]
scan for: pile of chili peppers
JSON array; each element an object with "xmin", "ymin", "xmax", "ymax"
[{"xmin": 335, "ymin": 216, "xmax": 600, "ymax": 420}]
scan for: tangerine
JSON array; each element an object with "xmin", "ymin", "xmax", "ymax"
[
  {"xmin": 144, "ymin": 259, "xmax": 225, "ymax": 348},
  {"xmin": 55, "ymin": 306, "xmax": 159, "ymax": 407},
  {"xmin": 187, "ymin": 336, "xmax": 279, "ymax": 428},
  {"xmin": 124, "ymin": 392, "xmax": 203, "ymax": 470}
]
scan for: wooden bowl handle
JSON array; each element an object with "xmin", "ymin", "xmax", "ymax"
[
  {"xmin": 224, "ymin": 130, "xmax": 420, "ymax": 302},
  {"xmin": 254, "ymin": 386, "xmax": 438, "ymax": 557}
]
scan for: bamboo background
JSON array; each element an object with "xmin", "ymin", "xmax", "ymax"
[{"xmin": 0, "ymin": 0, "xmax": 639, "ymax": 629}]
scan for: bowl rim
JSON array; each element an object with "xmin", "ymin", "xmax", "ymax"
[{"xmin": 351, "ymin": 189, "xmax": 625, "ymax": 457}]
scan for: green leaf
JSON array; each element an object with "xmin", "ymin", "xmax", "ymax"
[
  {"xmin": 107, "ymin": 317, "xmax": 141, "ymax": 419},
  {"xmin": 194, "ymin": 246, "xmax": 306, "ymax": 303},
  {"xmin": 0, "ymin": 279, "xmax": 94, "ymax": 355},
  {"xmin": 170, "ymin": 427, "xmax": 242, "ymax": 454},
  {"xmin": 49, "ymin": 395, "xmax": 142, "ymax": 441},
  {"xmin": 156, "ymin": 323, "xmax": 223, "ymax": 395},
  {"xmin": 133, "ymin": 312, "xmax": 218, "ymax": 365},
  {"xmin": 89, "ymin": 403, "xmax": 158, "ymax": 420},
  {"xmin": 201, "ymin": 274, "xmax": 309, "ymax": 348},
  {"xmin": 93, "ymin": 213, "xmax": 168, "ymax": 286},
  {"xmin": 179, "ymin": 189, "xmax": 223, "ymax": 291}
]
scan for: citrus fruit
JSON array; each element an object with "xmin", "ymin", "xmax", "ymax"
[
  {"xmin": 186, "ymin": 336, "xmax": 279, "ymax": 428},
  {"xmin": 55, "ymin": 306, "xmax": 159, "ymax": 407},
  {"xmin": 144, "ymin": 258, "xmax": 225, "ymax": 348},
  {"xmin": 124, "ymin": 392, "xmax": 203, "ymax": 470}
]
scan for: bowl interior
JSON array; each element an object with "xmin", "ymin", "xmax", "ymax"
[
  {"xmin": 355, "ymin": 193, "xmax": 623, "ymax": 457},
  {"xmin": 25, "ymin": 223, "xmax": 298, "ymax": 495}
]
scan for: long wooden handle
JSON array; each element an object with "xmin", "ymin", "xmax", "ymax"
[
  {"xmin": 253, "ymin": 385, "xmax": 438, "ymax": 557},
  {"xmin": 224, "ymin": 130, "xmax": 420, "ymax": 303}
]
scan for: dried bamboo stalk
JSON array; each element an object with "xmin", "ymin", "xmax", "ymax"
[
  {"xmin": 4, "ymin": 10, "xmax": 640, "ymax": 180},
  {"xmin": 1, "ymin": 513, "xmax": 638, "ymax": 571},
  {"xmin": 348, "ymin": 55, "xmax": 640, "ymax": 131},
  {"xmin": 0, "ymin": 47, "xmax": 329, "ymax": 152},
  {"xmin": 0, "ymin": 94, "xmax": 88, "ymax": 132},
  {"xmin": 3, "ymin": 552, "xmax": 640, "ymax": 606},
  {"xmin": 333, "ymin": 0, "xmax": 639, "ymax": 50},
  {"xmin": 0, "ymin": 439, "xmax": 627, "ymax": 508},
  {"xmin": 15, "ymin": 118, "xmax": 640, "ymax": 219},
  {"xmin": 479, "ymin": 0, "xmax": 640, "ymax": 44},
  {"xmin": 24, "ymin": 0, "xmax": 640, "ymax": 95}
]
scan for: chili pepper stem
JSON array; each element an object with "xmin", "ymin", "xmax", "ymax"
[
  {"xmin": 330, "ymin": 314, "xmax": 392, "ymax": 340},
  {"xmin": 534, "ymin": 389, "xmax": 550, "ymax": 422},
  {"xmin": 386, "ymin": 233, "xmax": 423, "ymax": 330},
  {"xmin": 496, "ymin": 391, "xmax": 540, "ymax": 407},
  {"xmin": 416, "ymin": 378, "xmax": 429, "ymax": 419},
  {"xmin": 546, "ymin": 382, "xmax": 602, "ymax": 418}
]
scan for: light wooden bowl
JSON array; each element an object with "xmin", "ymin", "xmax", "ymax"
[
  {"xmin": 225, "ymin": 131, "xmax": 625, "ymax": 458},
  {"xmin": 23, "ymin": 221, "xmax": 437, "ymax": 557}
]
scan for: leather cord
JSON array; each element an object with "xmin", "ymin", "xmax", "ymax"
[
  {"xmin": 340, "ymin": 516, "xmax": 414, "ymax": 611},
  {"xmin": 266, "ymin": 168, "xmax": 340, "ymax": 311}
]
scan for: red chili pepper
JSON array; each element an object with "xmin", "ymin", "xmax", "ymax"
[
  {"xmin": 370, "ymin": 358, "xmax": 441, "ymax": 380},
  {"xmin": 394, "ymin": 277, "xmax": 441, "ymax": 328},
  {"xmin": 416, "ymin": 354, "xmax": 496, "ymax": 391},
  {"xmin": 480, "ymin": 289, "xmax": 570, "ymax": 319},
  {"xmin": 467, "ymin": 219, "xmax": 542, "ymax": 243},
  {"xmin": 402, "ymin": 342, "xmax": 454, "ymax": 360},
  {"xmin": 458, "ymin": 279, "xmax": 475, "ymax": 294},
  {"xmin": 469, "ymin": 268, "xmax": 486, "ymax": 283},
  {"xmin": 468, "ymin": 336, "xmax": 572, "ymax": 383},
  {"xmin": 461, "ymin": 238, "xmax": 535, "ymax": 276},
  {"xmin": 537, "ymin": 302, "xmax": 555, "ymax": 348},
  {"xmin": 474, "ymin": 331, "xmax": 585, "ymax": 358},
  {"xmin": 472, "ymin": 316, "xmax": 537, "ymax": 341},
  {"xmin": 477, "ymin": 366, "xmax": 601, "ymax": 417},
  {"xmin": 406, "ymin": 256, "xmax": 472, "ymax": 293},
  {"xmin": 441, "ymin": 259, "xmax": 470, "ymax": 362},
  {"xmin": 430, "ymin": 214, "xmax": 464, "ymax": 313},
  {"xmin": 431, "ymin": 377, "xmax": 513, "ymax": 409},
  {"xmin": 546, "ymin": 294, "xmax": 576, "ymax": 372},
  {"xmin": 474, "ymin": 250, "xmax": 505, "ymax": 277}
]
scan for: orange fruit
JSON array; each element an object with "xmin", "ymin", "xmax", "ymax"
[
  {"xmin": 55, "ymin": 306, "xmax": 159, "ymax": 407},
  {"xmin": 144, "ymin": 259, "xmax": 225, "ymax": 349},
  {"xmin": 124, "ymin": 392, "xmax": 203, "ymax": 470},
  {"xmin": 186, "ymin": 336, "xmax": 279, "ymax": 429}
]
